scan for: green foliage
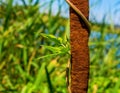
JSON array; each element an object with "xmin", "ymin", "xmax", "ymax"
[
  {"xmin": 0, "ymin": 0, "xmax": 69, "ymax": 93},
  {"xmin": 88, "ymin": 30, "xmax": 120, "ymax": 92},
  {"xmin": 0, "ymin": 0, "xmax": 120, "ymax": 93}
]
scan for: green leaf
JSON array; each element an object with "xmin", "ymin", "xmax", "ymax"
[
  {"xmin": 40, "ymin": 33, "xmax": 62, "ymax": 44},
  {"xmin": 45, "ymin": 65, "xmax": 54, "ymax": 93},
  {"xmin": 3, "ymin": 0, "xmax": 13, "ymax": 30}
]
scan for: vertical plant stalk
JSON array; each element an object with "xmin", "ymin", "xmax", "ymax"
[{"xmin": 70, "ymin": 0, "xmax": 89, "ymax": 93}]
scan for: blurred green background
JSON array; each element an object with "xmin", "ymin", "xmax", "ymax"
[{"xmin": 0, "ymin": 0, "xmax": 120, "ymax": 93}]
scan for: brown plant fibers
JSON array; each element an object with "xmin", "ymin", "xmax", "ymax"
[{"xmin": 70, "ymin": 0, "xmax": 89, "ymax": 93}]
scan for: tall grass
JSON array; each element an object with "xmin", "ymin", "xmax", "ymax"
[
  {"xmin": 0, "ymin": 0, "xmax": 120, "ymax": 93},
  {"xmin": 0, "ymin": 0, "xmax": 70, "ymax": 93}
]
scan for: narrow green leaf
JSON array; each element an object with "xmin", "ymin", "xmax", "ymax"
[
  {"xmin": 45, "ymin": 65, "xmax": 54, "ymax": 93},
  {"xmin": 4, "ymin": 0, "xmax": 13, "ymax": 30}
]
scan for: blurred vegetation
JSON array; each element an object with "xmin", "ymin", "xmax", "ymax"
[{"xmin": 0, "ymin": 0, "xmax": 120, "ymax": 93}]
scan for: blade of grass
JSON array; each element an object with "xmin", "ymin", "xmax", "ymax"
[
  {"xmin": 23, "ymin": 47, "xmax": 27, "ymax": 66},
  {"xmin": 35, "ymin": 52, "xmax": 64, "ymax": 61},
  {"xmin": 21, "ymin": 0, "xmax": 27, "ymax": 7},
  {"xmin": 3, "ymin": 0, "xmax": 13, "ymax": 30},
  {"xmin": 0, "ymin": 40, "xmax": 2, "ymax": 61},
  {"xmin": 33, "ymin": 63, "xmax": 46, "ymax": 90},
  {"xmin": 34, "ymin": 0, "xmax": 40, "ymax": 5},
  {"xmin": 45, "ymin": 65, "xmax": 54, "ymax": 93}
]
